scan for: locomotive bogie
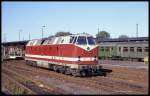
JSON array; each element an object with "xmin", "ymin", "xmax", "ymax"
[{"xmin": 25, "ymin": 59, "xmax": 102, "ymax": 77}]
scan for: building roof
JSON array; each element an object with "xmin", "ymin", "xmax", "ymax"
[{"xmin": 2, "ymin": 40, "xmax": 29, "ymax": 46}]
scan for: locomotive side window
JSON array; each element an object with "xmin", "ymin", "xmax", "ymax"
[
  {"xmin": 33, "ymin": 40, "xmax": 38, "ymax": 46},
  {"xmin": 47, "ymin": 40, "xmax": 52, "ymax": 44},
  {"xmin": 56, "ymin": 37, "xmax": 62, "ymax": 44},
  {"xmin": 43, "ymin": 40, "xmax": 50, "ymax": 45},
  {"xmin": 87, "ymin": 37, "xmax": 95, "ymax": 45},
  {"xmin": 76, "ymin": 36, "xmax": 87, "ymax": 45},
  {"xmin": 28, "ymin": 41, "xmax": 34, "ymax": 46},
  {"xmin": 41, "ymin": 39, "xmax": 46, "ymax": 44},
  {"xmin": 35, "ymin": 40, "xmax": 42, "ymax": 45},
  {"xmin": 48, "ymin": 38, "xmax": 55, "ymax": 44}
]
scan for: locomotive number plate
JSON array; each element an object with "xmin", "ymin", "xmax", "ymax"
[{"xmin": 84, "ymin": 51, "xmax": 92, "ymax": 54}]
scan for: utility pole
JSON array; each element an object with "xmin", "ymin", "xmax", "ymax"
[
  {"xmin": 136, "ymin": 24, "xmax": 138, "ymax": 38},
  {"xmin": 22, "ymin": 32, "xmax": 24, "ymax": 41},
  {"xmin": 29, "ymin": 32, "xmax": 30, "ymax": 40},
  {"xmin": 19, "ymin": 29, "xmax": 22, "ymax": 41},
  {"xmin": 42, "ymin": 25, "xmax": 46, "ymax": 39},
  {"xmin": 4, "ymin": 33, "xmax": 6, "ymax": 42}
]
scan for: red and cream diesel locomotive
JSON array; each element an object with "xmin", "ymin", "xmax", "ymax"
[{"xmin": 25, "ymin": 33, "xmax": 104, "ymax": 76}]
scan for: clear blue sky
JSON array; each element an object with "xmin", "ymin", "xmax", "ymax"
[{"xmin": 2, "ymin": 1, "xmax": 148, "ymax": 42}]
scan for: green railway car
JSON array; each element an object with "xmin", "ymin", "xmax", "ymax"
[
  {"xmin": 98, "ymin": 41, "xmax": 148, "ymax": 61},
  {"xmin": 98, "ymin": 42, "xmax": 118, "ymax": 59}
]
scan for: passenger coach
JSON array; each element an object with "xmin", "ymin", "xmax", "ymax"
[{"xmin": 25, "ymin": 33, "xmax": 104, "ymax": 76}]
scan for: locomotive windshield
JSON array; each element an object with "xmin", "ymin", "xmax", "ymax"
[
  {"xmin": 76, "ymin": 36, "xmax": 87, "ymax": 45},
  {"xmin": 70, "ymin": 35, "xmax": 96, "ymax": 45},
  {"xmin": 87, "ymin": 37, "xmax": 96, "ymax": 45}
]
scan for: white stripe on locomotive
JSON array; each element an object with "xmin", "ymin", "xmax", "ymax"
[
  {"xmin": 25, "ymin": 58, "xmax": 96, "ymax": 69},
  {"xmin": 25, "ymin": 54, "xmax": 97, "ymax": 61}
]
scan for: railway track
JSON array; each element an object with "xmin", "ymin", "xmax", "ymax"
[
  {"xmin": 2, "ymin": 65, "xmax": 69, "ymax": 94},
  {"xmin": 2, "ymin": 60, "xmax": 148, "ymax": 94},
  {"xmin": 86, "ymin": 76, "xmax": 148, "ymax": 94},
  {"xmin": 102, "ymin": 65, "xmax": 148, "ymax": 86},
  {"xmin": 2, "ymin": 73, "xmax": 36, "ymax": 95},
  {"xmin": 2, "ymin": 61, "xmax": 114, "ymax": 94}
]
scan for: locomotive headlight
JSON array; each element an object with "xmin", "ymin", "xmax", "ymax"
[
  {"xmin": 94, "ymin": 56, "xmax": 97, "ymax": 61},
  {"xmin": 78, "ymin": 56, "xmax": 80, "ymax": 61}
]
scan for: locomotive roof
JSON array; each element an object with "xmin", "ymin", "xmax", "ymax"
[
  {"xmin": 26, "ymin": 33, "xmax": 94, "ymax": 46},
  {"xmin": 53, "ymin": 33, "xmax": 91, "ymax": 37}
]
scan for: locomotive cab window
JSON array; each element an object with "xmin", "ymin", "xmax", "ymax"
[
  {"xmin": 76, "ymin": 36, "xmax": 87, "ymax": 45},
  {"xmin": 87, "ymin": 37, "xmax": 96, "ymax": 45},
  {"xmin": 70, "ymin": 36, "xmax": 75, "ymax": 43},
  {"xmin": 73, "ymin": 37, "xmax": 77, "ymax": 44}
]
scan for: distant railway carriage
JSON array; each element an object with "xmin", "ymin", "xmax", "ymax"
[
  {"xmin": 2, "ymin": 45, "xmax": 5, "ymax": 61},
  {"xmin": 98, "ymin": 41, "xmax": 148, "ymax": 61},
  {"xmin": 1, "ymin": 45, "xmax": 9, "ymax": 61},
  {"xmin": 2, "ymin": 41, "xmax": 28, "ymax": 60},
  {"xmin": 8, "ymin": 46, "xmax": 25, "ymax": 59},
  {"xmin": 25, "ymin": 33, "xmax": 104, "ymax": 77}
]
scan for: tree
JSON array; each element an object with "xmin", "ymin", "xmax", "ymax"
[
  {"xmin": 118, "ymin": 35, "xmax": 129, "ymax": 38},
  {"xmin": 96, "ymin": 31, "xmax": 110, "ymax": 39},
  {"xmin": 55, "ymin": 32, "xmax": 72, "ymax": 36}
]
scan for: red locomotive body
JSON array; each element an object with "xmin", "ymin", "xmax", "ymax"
[{"xmin": 25, "ymin": 33, "xmax": 103, "ymax": 76}]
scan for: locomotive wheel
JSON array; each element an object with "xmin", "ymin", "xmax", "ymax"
[
  {"xmin": 65, "ymin": 68, "xmax": 71, "ymax": 75},
  {"xmin": 71, "ymin": 69, "xmax": 77, "ymax": 77},
  {"xmin": 72, "ymin": 72, "xmax": 78, "ymax": 77},
  {"xmin": 80, "ymin": 71, "xmax": 86, "ymax": 77},
  {"xmin": 25, "ymin": 60, "xmax": 29, "ymax": 65},
  {"xmin": 53, "ymin": 66, "xmax": 58, "ymax": 72},
  {"xmin": 32, "ymin": 62, "xmax": 37, "ymax": 67},
  {"xmin": 26, "ymin": 60, "xmax": 31, "ymax": 65},
  {"xmin": 59, "ymin": 67, "xmax": 66, "ymax": 74}
]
